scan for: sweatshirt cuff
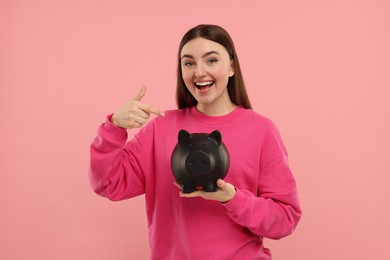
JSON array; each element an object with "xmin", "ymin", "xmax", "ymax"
[
  {"xmin": 102, "ymin": 114, "xmax": 128, "ymax": 139},
  {"xmin": 222, "ymin": 189, "xmax": 248, "ymax": 213}
]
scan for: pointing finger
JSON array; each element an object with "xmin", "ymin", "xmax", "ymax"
[{"xmin": 138, "ymin": 102, "xmax": 165, "ymax": 117}]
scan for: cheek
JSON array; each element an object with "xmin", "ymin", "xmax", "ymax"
[
  {"xmin": 181, "ymin": 70, "xmax": 195, "ymax": 93},
  {"xmin": 181, "ymin": 69, "xmax": 193, "ymax": 84},
  {"xmin": 214, "ymin": 67, "xmax": 231, "ymax": 82},
  {"xmin": 214, "ymin": 63, "xmax": 232, "ymax": 79}
]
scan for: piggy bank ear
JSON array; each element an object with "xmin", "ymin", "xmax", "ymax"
[
  {"xmin": 208, "ymin": 130, "xmax": 222, "ymax": 145},
  {"xmin": 178, "ymin": 129, "xmax": 191, "ymax": 144}
]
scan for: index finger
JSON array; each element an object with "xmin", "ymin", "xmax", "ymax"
[{"xmin": 138, "ymin": 102, "xmax": 165, "ymax": 117}]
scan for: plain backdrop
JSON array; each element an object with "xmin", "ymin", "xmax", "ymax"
[{"xmin": 1, "ymin": 0, "xmax": 389, "ymax": 259}]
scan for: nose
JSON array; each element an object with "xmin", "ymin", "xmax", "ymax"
[
  {"xmin": 195, "ymin": 63, "xmax": 206, "ymax": 78},
  {"xmin": 185, "ymin": 151, "xmax": 210, "ymax": 175}
]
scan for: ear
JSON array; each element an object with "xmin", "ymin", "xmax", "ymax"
[
  {"xmin": 208, "ymin": 130, "xmax": 222, "ymax": 145},
  {"xmin": 178, "ymin": 129, "xmax": 191, "ymax": 144},
  {"xmin": 229, "ymin": 60, "xmax": 235, "ymax": 77}
]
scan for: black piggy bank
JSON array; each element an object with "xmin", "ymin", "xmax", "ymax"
[{"xmin": 171, "ymin": 129, "xmax": 230, "ymax": 193}]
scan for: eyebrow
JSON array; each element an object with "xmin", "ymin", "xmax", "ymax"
[{"xmin": 181, "ymin": 51, "xmax": 220, "ymax": 59}]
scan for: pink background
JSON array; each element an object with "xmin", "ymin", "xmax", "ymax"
[{"xmin": 1, "ymin": 0, "xmax": 389, "ymax": 259}]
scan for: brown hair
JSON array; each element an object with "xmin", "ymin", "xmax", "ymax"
[{"xmin": 176, "ymin": 24, "xmax": 252, "ymax": 109}]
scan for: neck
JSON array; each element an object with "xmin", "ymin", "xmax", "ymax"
[{"xmin": 196, "ymin": 101, "xmax": 237, "ymax": 116}]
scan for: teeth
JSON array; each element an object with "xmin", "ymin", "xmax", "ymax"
[{"xmin": 195, "ymin": 81, "xmax": 213, "ymax": 86}]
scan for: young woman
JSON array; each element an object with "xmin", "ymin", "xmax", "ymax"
[{"xmin": 89, "ymin": 24, "xmax": 302, "ymax": 259}]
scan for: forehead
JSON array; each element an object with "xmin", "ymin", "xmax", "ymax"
[{"xmin": 180, "ymin": 37, "xmax": 229, "ymax": 58}]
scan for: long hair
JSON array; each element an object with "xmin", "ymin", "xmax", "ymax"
[{"xmin": 176, "ymin": 24, "xmax": 252, "ymax": 109}]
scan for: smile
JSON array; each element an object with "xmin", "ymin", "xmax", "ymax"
[{"xmin": 195, "ymin": 81, "xmax": 214, "ymax": 90}]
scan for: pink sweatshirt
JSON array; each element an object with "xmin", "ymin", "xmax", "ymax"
[{"xmin": 89, "ymin": 106, "xmax": 302, "ymax": 260}]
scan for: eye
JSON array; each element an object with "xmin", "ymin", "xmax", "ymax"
[
  {"xmin": 208, "ymin": 58, "xmax": 218, "ymax": 64},
  {"xmin": 183, "ymin": 60, "xmax": 194, "ymax": 67}
]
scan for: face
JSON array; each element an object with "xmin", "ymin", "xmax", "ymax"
[{"xmin": 180, "ymin": 37, "xmax": 235, "ymax": 113}]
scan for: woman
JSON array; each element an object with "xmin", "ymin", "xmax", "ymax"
[{"xmin": 89, "ymin": 24, "xmax": 302, "ymax": 259}]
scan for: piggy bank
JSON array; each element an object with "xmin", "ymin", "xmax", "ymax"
[{"xmin": 171, "ymin": 129, "xmax": 230, "ymax": 193}]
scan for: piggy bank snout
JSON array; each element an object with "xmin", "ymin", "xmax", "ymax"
[{"xmin": 185, "ymin": 151, "xmax": 210, "ymax": 175}]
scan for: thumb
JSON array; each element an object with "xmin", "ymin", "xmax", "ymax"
[
  {"xmin": 134, "ymin": 85, "xmax": 147, "ymax": 101},
  {"xmin": 217, "ymin": 179, "xmax": 226, "ymax": 189}
]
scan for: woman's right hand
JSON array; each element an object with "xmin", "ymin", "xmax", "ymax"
[{"xmin": 111, "ymin": 85, "xmax": 164, "ymax": 129}]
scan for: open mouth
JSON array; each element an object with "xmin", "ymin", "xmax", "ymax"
[{"xmin": 195, "ymin": 81, "xmax": 214, "ymax": 90}]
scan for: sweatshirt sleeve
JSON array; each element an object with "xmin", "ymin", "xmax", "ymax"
[
  {"xmin": 222, "ymin": 121, "xmax": 302, "ymax": 239},
  {"xmin": 88, "ymin": 114, "xmax": 147, "ymax": 201}
]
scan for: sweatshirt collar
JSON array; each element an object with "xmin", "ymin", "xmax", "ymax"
[{"xmin": 188, "ymin": 106, "xmax": 247, "ymax": 125}]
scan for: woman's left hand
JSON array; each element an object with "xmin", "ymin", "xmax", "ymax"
[{"xmin": 174, "ymin": 179, "xmax": 236, "ymax": 203}]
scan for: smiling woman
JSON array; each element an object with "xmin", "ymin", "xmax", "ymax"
[{"xmin": 89, "ymin": 24, "xmax": 302, "ymax": 259}]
